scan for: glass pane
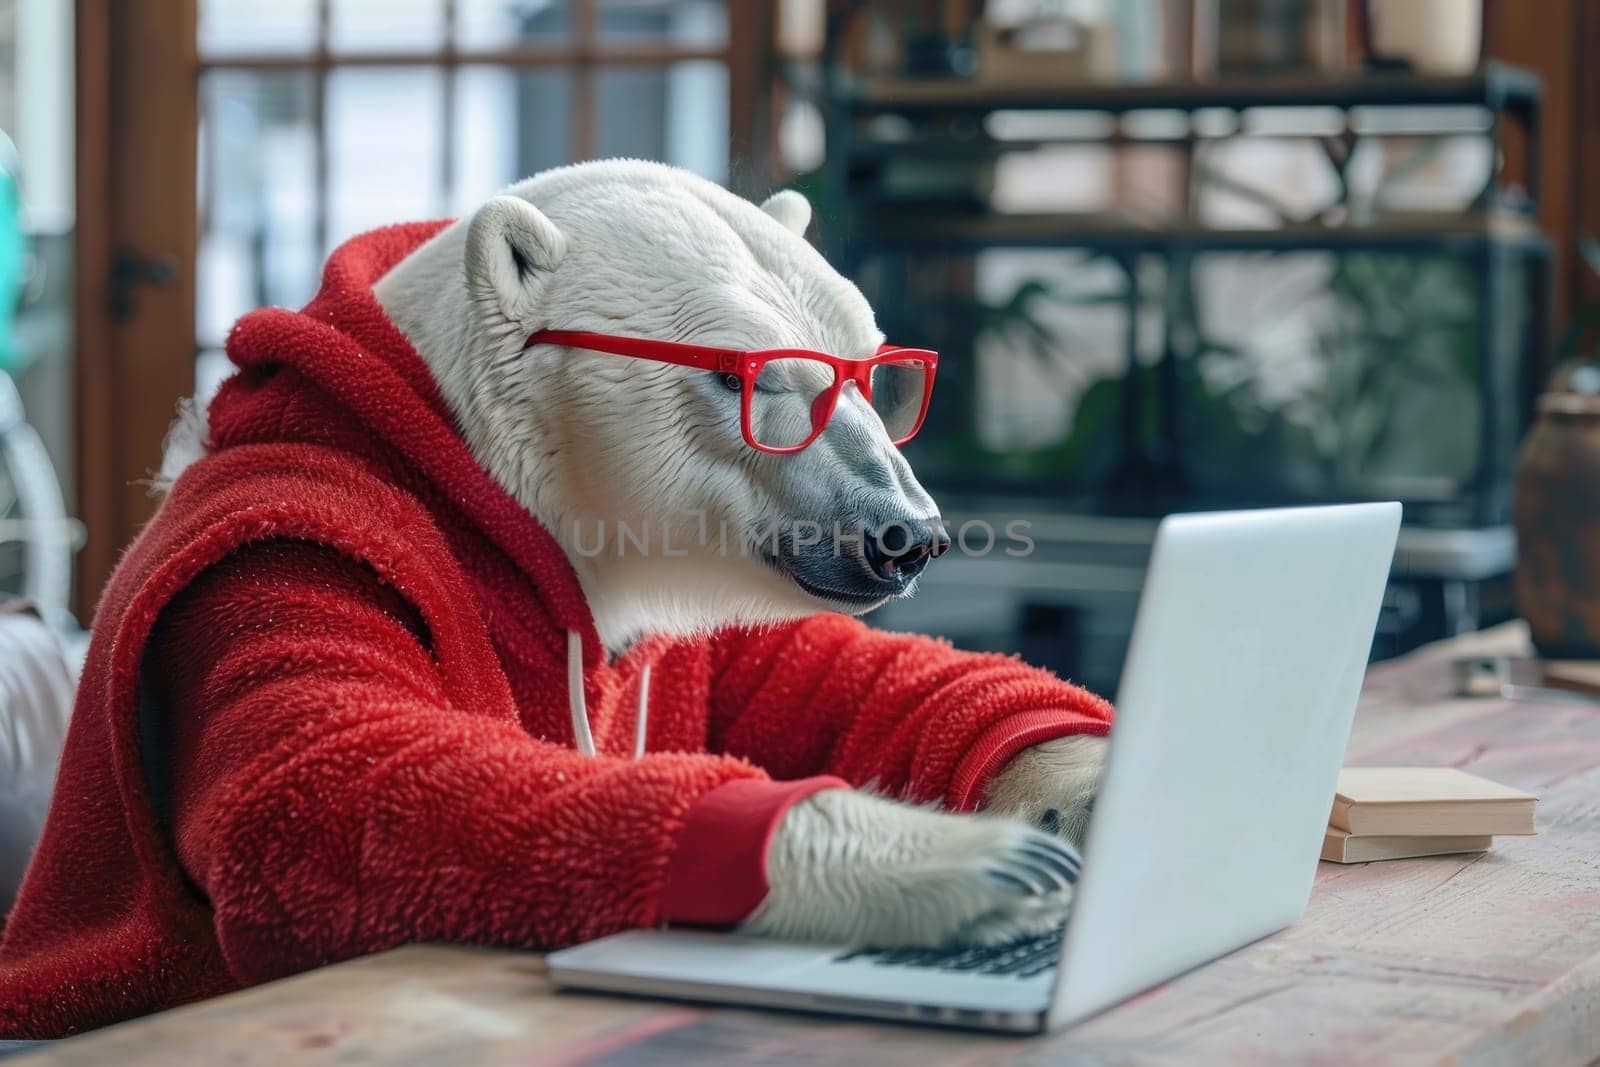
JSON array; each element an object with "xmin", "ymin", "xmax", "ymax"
[
  {"xmin": 869, "ymin": 361, "xmax": 929, "ymax": 441},
  {"xmin": 450, "ymin": 66, "xmax": 574, "ymax": 212},
  {"xmin": 751, "ymin": 358, "xmax": 833, "ymax": 449},
  {"xmin": 197, "ymin": 70, "xmax": 319, "ymax": 347},
  {"xmin": 326, "ymin": 67, "xmax": 445, "ymax": 249},
  {"xmin": 596, "ymin": 63, "xmax": 727, "ymax": 183},
  {"xmin": 971, "ymin": 250, "xmax": 1129, "ymax": 461},
  {"xmin": 992, "ymin": 145, "xmax": 1116, "ymax": 214},
  {"xmin": 1344, "ymin": 133, "xmax": 1490, "ymax": 217},
  {"xmin": 199, "ymin": 0, "xmax": 318, "ymax": 57},
  {"xmin": 2, "ymin": 0, "xmax": 76, "ymax": 621},
  {"xmin": 328, "ymin": 0, "xmax": 444, "ymax": 51},
  {"xmin": 456, "ymin": 0, "xmax": 572, "ymax": 47},
  {"xmin": 850, "ymin": 248, "xmax": 1132, "ymax": 499},
  {"xmin": 1194, "ymin": 140, "xmax": 1343, "ymax": 229},
  {"xmin": 598, "ymin": 0, "xmax": 726, "ymax": 47},
  {"xmin": 1182, "ymin": 251, "xmax": 1484, "ymax": 505}
]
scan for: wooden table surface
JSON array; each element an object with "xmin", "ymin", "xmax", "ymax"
[{"xmin": 16, "ymin": 624, "xmax": 1600, "ymax": 1066}]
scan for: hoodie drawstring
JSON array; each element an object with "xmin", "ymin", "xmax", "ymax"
[
  {"xmin": 635, "ymin": 664, "xmax": 651, "ymax": 758},
  {"xmin": 566, "ymin": 628, "xmax": 650, "ymax": 760},
  {"xmin": 566, "ymin": 629, "xmax": 596, "ymax": 757}
]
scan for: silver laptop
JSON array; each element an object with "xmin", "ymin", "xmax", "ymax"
[{"xmin": 548, "ymin": 503, "xmax": 1403, "ymax": 1033}]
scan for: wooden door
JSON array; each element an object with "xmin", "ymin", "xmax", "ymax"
[{"xmin": 73, "ymin": 0, "xmax": 198, "ymax": 620}]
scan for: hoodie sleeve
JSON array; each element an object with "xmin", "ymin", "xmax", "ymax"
[
  {"xmin": 145, "ymin": 542, "xmax": 839, "ymax": 983},
  {"xmin": 704, "ymin": 613, "xmax": 1113, "ymax": 811}
]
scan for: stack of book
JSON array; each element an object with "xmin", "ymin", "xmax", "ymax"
[{"xmin": 1321, "ymin": 767, "xmax": 1538, "ymax": 864}]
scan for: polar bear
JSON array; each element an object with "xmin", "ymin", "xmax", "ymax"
[
  {"xmin": 368, "ymin": 160, "xmax": 1109, "ymax": 947},
  {"xmin": 0, "ymin": 160, "xmax": 1121, "ymax": 1038}
]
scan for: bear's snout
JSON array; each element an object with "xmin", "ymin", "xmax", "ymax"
[
  {"xmin": 767, "ymin": 506, "xmax": 946, "ymax": 613},
  {"xmin": 863, "ymin": 518, "xmax": 949, "ymax": 583}
]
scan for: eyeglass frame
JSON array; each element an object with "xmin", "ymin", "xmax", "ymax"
[{"xmin": 524, "ymin": 329, "xmax": 939, "ymax": 455}]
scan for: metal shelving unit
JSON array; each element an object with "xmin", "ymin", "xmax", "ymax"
[{"xmin": 823, "ymin": 35, "xmax": 1551, "ymax": 672}]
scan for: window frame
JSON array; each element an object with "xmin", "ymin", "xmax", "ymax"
[{"xmin": 73, "ymin": 0, "xmax": 775, "ymax": 619}]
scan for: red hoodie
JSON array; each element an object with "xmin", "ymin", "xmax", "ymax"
[{"xmin": 0, "ymin": 222, "xmax": 1113, "ymax": 1036}]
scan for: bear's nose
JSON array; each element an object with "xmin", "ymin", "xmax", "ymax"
[{"xmin": 864, "ymin": 520, "xmax": 949, "ymax": 583}]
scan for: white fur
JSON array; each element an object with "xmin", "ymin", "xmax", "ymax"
[
  {"xmin": 758, "ymin": 189, "xmax": 811, "ymax": 236},
  {"xmin": 153, "ymin": 396, "xmax": 209, "ymax": 493},
  {"xmin": 981, "ymin": 734, "xmax": 1108, "ymax": 847},
  {"xmin": 165, "ymin": 160, "xmax": 1107, "ymax": 949},
  {"xmin": 371, "ymin": 161, "xmax": 928, "ymax": 651},
  {"xmin": 752, "ymin": 739, "xmax": 1106, "ymax": 949},
  {"xmin": 746, "ymin": 789, "xmax": 1074, "ymax": 947}
]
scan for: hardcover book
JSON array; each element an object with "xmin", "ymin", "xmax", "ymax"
[{"xmin": 1329, "ymin": 767, "xmax": 1536, "ymax": 837}]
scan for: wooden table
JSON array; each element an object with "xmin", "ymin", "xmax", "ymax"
[{"xmin": 16, "ymin": 624, "xmax": 1600, "ymax": 1066}]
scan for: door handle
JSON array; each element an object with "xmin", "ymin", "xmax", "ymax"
[{"xmin": 110, "ymin": 250, "xmax": 177, "ymax": 320}]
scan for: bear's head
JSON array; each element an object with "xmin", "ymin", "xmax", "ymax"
[{"xmin": 373, "ymin": 160, "xmax": 944, "ymax": 651}]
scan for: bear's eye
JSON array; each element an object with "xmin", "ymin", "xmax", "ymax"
[{"xmin": 718, "ymin": 373, "xmax": 742, "ymax": 393}]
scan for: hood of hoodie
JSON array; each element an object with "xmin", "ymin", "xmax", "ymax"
[{"xmin": 205, "ymin": 222, "xmax": 635, "ymax": 746}]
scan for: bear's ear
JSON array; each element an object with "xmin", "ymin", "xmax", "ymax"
[
  {"xmin": 464, "ymin": 195, "xmax": 568, "ymax": 325},
  {"xmin": 760, "ymin": 189, "xmax": 811, "ymax": 236}
]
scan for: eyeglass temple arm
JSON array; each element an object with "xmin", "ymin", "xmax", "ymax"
[{"xmin": 525, "ymin": 330, "xmax": 747, "ymax": 374}]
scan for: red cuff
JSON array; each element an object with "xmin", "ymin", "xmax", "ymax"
[
  {"xmin": 660, "ymin": 775, "xmax": 847, "ymax": 928},
  {"xmin": 946, "ymin": 708, "xmax": 1112, "ymax": 812}
]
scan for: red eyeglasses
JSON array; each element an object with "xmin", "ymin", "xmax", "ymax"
[{"xmin": 525, "ymin": 330, "xmax": 939, "ymax": 455}]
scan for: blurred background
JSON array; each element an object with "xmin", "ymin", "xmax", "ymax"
[{"xmin": 1, "ymin": 0, "xmax": 1597, "ymax": 693}]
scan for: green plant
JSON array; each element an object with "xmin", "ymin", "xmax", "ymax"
[
  {"xmin": 1183, "ymin": 250, "xmax": 1480, "ymax": 496},
  {"xmin": 931, "ymin": 263, "xmax": 1135, "ymax": 488}
]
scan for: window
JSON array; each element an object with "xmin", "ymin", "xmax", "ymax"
[
  {"xmin": 195, "ymin": 0, "xmax": 759, "ymax": 399},
  {"xmin": 70, "ymin": 0, "xmax": 774, "ymax": 616}
]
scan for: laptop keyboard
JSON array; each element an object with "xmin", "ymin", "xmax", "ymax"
[{"xmin": 833, "ymin": 924, "xmax": 1065, "ymax": 979}]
